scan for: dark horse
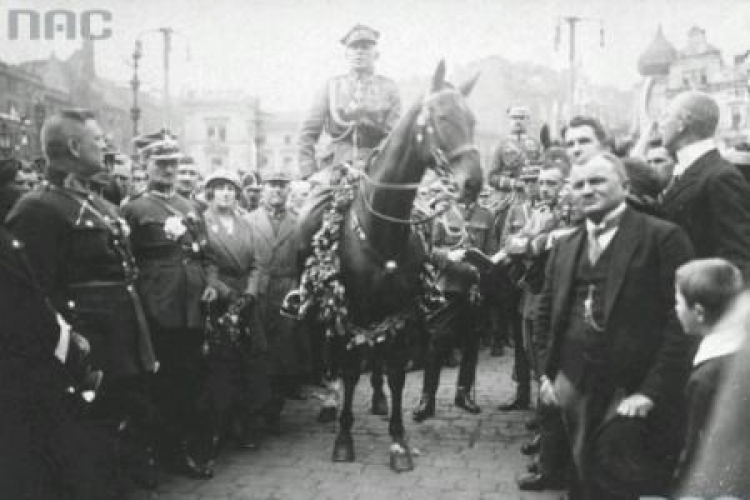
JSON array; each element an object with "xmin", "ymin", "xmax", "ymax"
[{"xmin": 329, "ymin": 61, "xmax": 483, "ymax": 472}]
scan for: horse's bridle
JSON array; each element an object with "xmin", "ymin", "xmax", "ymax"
[{"xmin": 358, "ymin": 88, "xmax": 479, "ymax": 226}]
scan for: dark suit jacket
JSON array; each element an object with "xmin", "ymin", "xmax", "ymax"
[
  {"xmin": 661, "ymin": 149, "xmax": 750, "ymax": 276},
  {"xmin": 537, "ymin": 207, "xmax": 695, "ymax": 404}
]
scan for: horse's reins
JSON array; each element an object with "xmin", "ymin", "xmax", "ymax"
[{"xmin": 357, "ymin": 88, "xmax": 479, "ymax": 229}]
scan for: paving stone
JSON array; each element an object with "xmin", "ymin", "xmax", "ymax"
[{"xmin": 147, "ymin": 350, "xmax": 561, "ymax": 499}]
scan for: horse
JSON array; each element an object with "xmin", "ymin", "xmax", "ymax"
[{"xmin": 325, "ymin": 61, "xmax": 483, "ymax": 472}]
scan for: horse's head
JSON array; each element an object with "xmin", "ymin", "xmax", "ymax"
[{"xmin": 414, "ymin": 60, "xmax": 483, "ymax": 203}]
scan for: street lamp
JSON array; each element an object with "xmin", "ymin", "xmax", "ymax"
[
  {"xmin": 131, "ymin": 39, "xmax": 142, "ymax": 141},
  {"xmin": 33, "ymin": 102, "xmax": 46, "ymax": 156}
]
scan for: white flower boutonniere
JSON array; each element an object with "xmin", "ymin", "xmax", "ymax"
[{"xmin": 164, "ymin": 215, "xmax": 187, "ymax": 240}]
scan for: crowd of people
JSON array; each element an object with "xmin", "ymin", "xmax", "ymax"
[{"xmin": 3, "ymin": 22, "xmax": 750, "ymax": 500}]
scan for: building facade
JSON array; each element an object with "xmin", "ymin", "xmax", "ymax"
[
  {"xmin": 256, "ymin": 111, "xmax": 301, "ymax": 179},
  {"xmin": 637, "ymin": 26, "xmax": 750, "ymax": 145},
  {"xmin": 178, "ymin": 90, "xmax": 258, "ymax": 177}
]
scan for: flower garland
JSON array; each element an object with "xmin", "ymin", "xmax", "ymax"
[{"xmin": 297, "ymin": 169, "xmax": 445, "ymax": 347}]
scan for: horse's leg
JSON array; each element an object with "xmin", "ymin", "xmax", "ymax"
[
  {"xmin": 332, "ymin": 347, "xmax": 361, "ymax": 462},
  {"xmin": 370, "ymin": 347, "xmax": 389, "ymax": 416},
  {"xmin": 387, "ymin": 340, "xmax": 414, "ymax": 473}
]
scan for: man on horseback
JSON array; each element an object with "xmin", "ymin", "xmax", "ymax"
[
  {"xmin": 298, "ymin": 23, "xmax": 401, "ymax": 179},
  {"xmin": 296, "ymin": 24, "xmax": 401, "ymax": 258}
]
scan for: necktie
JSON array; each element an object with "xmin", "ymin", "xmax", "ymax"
[{"xmin": 587, "ymin": 216, "xmax": 620, "ymax": 264}]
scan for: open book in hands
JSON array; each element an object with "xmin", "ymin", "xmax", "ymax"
[{"xmin": 463, "ymin": 248, "xmax": 509, "ymax": 271}]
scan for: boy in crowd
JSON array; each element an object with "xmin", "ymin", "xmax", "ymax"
[{"xmin": 674, "ymin": 258, "xmax": 746, "ymax": 478}]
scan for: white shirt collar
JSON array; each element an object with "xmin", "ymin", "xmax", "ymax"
[
  {"xmin": 674, "ymin": 138, "xmax": 717, "ymax": 177},
  {"xmin": 694, "ymin": 293, "xmax": 749, "ymax": 366},
  {"xmin": 585, "ymin": 202, "xmax": 627, "ymax": 234}
]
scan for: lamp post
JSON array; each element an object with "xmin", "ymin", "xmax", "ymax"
[
  {"xmin": 131, "ymin": 40, "xmax": 143, "ymax": 143},
  {"xmin": 555, "ymin": 16, "xmax": 605, "ymax": 118},
  {"xmin": 33, "ymin": 102, "xmax": 46, "ymax": 157}
]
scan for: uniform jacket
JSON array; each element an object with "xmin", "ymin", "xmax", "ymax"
[
  {"xmin": 122, "ymin": 191, "xmax": 207, "ymax": 330},
  {"xmin": 431, "ymin": 202, "xmax": 496, "ymax": 295},
  {"xmin": 298, "ymin": 72, "xmax": 401, "ymax": 178},
  {"xmin": 490, "ymin": 133, "xmax": 542, "ymax": 176},
  {"xmin": 7, "ymin": 182, "xmax": 157, "ymax": 375},
  {"xmin": 661, "ymin": 149, "xmax": 750, "ymax": 276},
  {"xmin": 537, "ymin": 207, "xmax": 695, "ymax": 404}
]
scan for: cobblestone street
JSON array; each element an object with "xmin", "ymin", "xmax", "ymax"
[{"xmin": 144, "ymin": 349, "xmax": 563, "ymax": 500}]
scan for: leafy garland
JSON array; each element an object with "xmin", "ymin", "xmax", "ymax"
[{"xmin": 297, "ymin": 169, "xmax": 444, "ymax": 348}]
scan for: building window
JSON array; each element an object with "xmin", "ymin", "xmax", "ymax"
[
  {"xmin": 732, "ymin": 107, "xmax": 742, "ymax": 130},
  {"xmin": 700, "ymin": 72, "xmax": 708, "ymax": 86},
  {"xmin": 206, "ymin": 121, "xmax": 228, "ymax": 142},
  {"xmin": 212, "ymin": 157, "xmax": 223, "ymax": 168},
  {"xmin": 284, "ymin": 135, "xmax": 292, "ymax": 145},
  {"xmin": 283, "ymin": 156, "xmax": 293, "ymax": 167}
]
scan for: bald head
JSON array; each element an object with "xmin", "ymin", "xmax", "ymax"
[
  {"xmin": 41, "ymin": 109, "xmax": 105, "ymax": 178},
  {"xmin": 661, "ymin": 91, "xmax": 719, "ymax": 152}
]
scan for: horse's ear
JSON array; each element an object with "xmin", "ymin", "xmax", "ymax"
[
  {"xmin": 540, "ymin": 123, "xmax": 551, "ymax": 150},
  {"xmin": 459, "ymin": 72, "xmax": 480, "ymax": 97},
  {"xmin": 431, "ymin": 60, "xmax": 447, "ymax": 92}
]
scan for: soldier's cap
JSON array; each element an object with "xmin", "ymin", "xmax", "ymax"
[
  {"xmin": 242, "ymin": 172, "xmax": 262, "ymax": 190},
  {"xmin": 205, "ymin": 168, "xmax": 241, "ymax": 191},
  {"xmin": 341, "ymin": 24, "xmax": 379, "ymax": 46},
  {"xmin": 507, "ymin": 106, "xmax": 531, "ymax": 119},
  {"xmin": 133, "ymin": 129, "xmax": 183, "ymax": 162},
  {"xmin": 263, "ymin": 171, "xmax": 292, "ymax": 183}
]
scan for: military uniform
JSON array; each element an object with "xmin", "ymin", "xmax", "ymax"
[
  {"xmin": 298, "ymin": 73, "xmax": 401, "ymax": 178},
  {"xmin": 121, "ymin": 190, "xmax": 208, "ymax": 456},
  {"xmin": 6, "ymin": 179, "xmax": 157, "ymax": 495},
  {"xmin": 414, "ymin": 202, "xmax": 496, "ymax": 419},
  {"xmin": 490, "ymin": 132, "xmax": 543, "ymax": 179},
  {"xmin": 0, "ymin": 226, "xmax": 116, "ymax": 499}
]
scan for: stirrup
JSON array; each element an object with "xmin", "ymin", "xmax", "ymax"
[{"xmin": 280, "ymin": 289, "xmax": 302, "ymax": 319}]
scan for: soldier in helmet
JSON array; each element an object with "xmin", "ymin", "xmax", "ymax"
[
  {"xmin": 121, "ymin": 130, "xmax": 212, "ymax": 479},
  {"xmin": 6, "ymin": 109, "xmax": 159, "ymax": 492}
]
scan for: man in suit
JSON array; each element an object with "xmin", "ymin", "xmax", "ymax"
[
  {"xmin": 516, "ymin": 116, "xmax": 609, "ymax": 492},
  {"xmin": 659, "ymin": 90, "xmax": 750, "ymax": 276},
  {"xmin": 246, "ymin": 171, "xmax": 310, "ymax": 434},
  {"xmin": 537, "ymin": 152, "xmax": 694, "ymax": 498}
]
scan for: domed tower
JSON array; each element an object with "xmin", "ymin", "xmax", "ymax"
[
  {"xmin": 634, "ymin": 26, "xmax": 677, "ymax": 133},
  {"xmin": 638, "ymin": 25, "xmax": 678, "ymax": 77}
]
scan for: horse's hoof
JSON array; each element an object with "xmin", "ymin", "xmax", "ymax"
[
  {"xmin": 389, "ymin": 443, "xmax": 414, "ymax": 473},
  {"xmin": 332, "ymin": 433, "xmax": 355, "ymax": 462},
  {"xmin": 317, "ymin": 406, "xmax": 337, "ymax": 423},
  {"xmin": 371, "ymin": 391, "xmax": 389, "ymax": 416}
]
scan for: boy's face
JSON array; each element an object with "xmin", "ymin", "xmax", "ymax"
[{"xmin": 675, "ymin": 287, "xmax": 703, "ymax": 335}]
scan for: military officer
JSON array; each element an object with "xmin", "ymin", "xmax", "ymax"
[
  {"xmin": 298, "ymin": 23, "xmax": 401, "ymax": 179},
  {"xmin": 296, "ymin": 24, "xmax": 401, "ymax": 261},
  {"xmin": 412, "ymin": 178, "xmax": 497, "ymax": 421},
  {"xmin": 6, "ymin": 109, "xmax": 159, "ymax": 491},
  {"xmin": 490, "ymin": 106, "xmax": 543, "ymax": 179},
  {"xmin": 121, "ymin": 131, "xmax": 212, "ymax": 479}
]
